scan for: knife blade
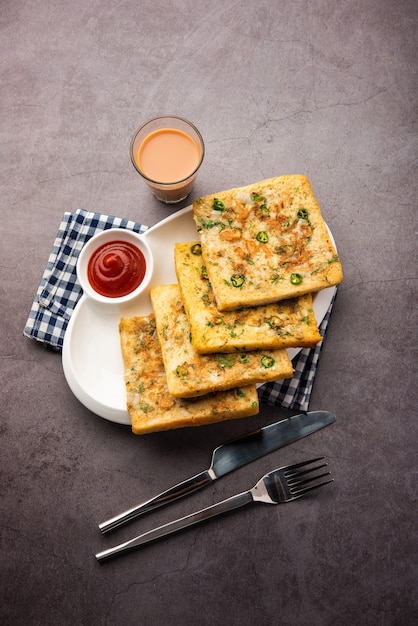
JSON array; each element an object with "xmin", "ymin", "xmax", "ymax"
[{"xmin": 99, "ymin": 410, "xmax": 335, "ymax": 533}]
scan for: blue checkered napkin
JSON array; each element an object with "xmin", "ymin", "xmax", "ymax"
[
  {"xmin": 23, "ymin": 209, "xmax": 148, "ymax": 350},
  {"xmin": 258, "ymin": 289, "xmax": 337, "ymax": 412}
]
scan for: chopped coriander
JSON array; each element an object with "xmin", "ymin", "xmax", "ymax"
[
  {"xmin": 271, "ymin": 273, "xmax": 283, "ymax": 284},
  {"xmin": 139, "ymin": 402, "xmax": 153, "ymax": 413},
  {"xmin": 252, "ymin": 193, "xmax": 267, "ymax": 205},
  {"xmin": 175, "ymin": 364, "xmax": 188, "ymax": 378},
  {"xmin": 277, "ymin": 243, "xmax": 294, "ymax": 255},
  {"xmin": 198, "ymin": 218, "xmax": 225, "ymax": 230},
  {"xmin": 217, "ymin": 355, "xmax": 236, "ymax": 369},
  {"xmin": 252, "ymin": 193, "xmax": 269, "ymax": 215}
]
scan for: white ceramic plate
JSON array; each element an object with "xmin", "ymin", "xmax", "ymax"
[{"xmin": 62, "ymin": 205, "xmax": 337, "ymax": 424}]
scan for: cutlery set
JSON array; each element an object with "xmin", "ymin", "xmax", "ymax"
[{"xmin": 95, "ymin": 410, "xmax": 335, "ymax": 562}]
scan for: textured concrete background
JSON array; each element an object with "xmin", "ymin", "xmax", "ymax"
[{"xmin": 1, "ymin": 1, "xmax": 417, "ymax": 625}]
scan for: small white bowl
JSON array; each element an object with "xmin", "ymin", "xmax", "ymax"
[{"xmin": 77, "ymin": 228, "xmax": 154, "ymax": 305}]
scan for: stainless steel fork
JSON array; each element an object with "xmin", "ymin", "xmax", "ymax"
[{"xmin": 95, "ymin": 457, "xmax": 332, "ymax": 562}]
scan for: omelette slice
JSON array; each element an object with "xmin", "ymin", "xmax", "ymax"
[
  {"xmin": 150, "ymin": 284, "xmax": 293, "ymax": 399},
  {"xmin": 174, "ymin": 241, "xmax": 322, "ymax": 354},
  {"xmin": 193, "ymin": 175, "xmax": 343, "ymax": 311},
  {"xmin": 119, "ymin": 314, "xmax": 259, "ymax": 434}
]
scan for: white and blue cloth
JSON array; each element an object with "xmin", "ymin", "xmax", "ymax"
[{"xmin": 24, "ymin": 209, "xmax": 336, "ymax": 412}]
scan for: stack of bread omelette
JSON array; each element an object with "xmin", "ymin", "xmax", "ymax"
[{"xmin": 119, "ymin": 175, "xmax": 343, "ymax": 434}]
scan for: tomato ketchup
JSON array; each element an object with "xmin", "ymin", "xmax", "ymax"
[{"xmin": 87, "ymin": 240, "xmax": 146, "ymax": 298}]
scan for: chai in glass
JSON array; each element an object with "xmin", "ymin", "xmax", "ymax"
[{"xmin": 131, "ymin": 116, "xmax": 204, "ymax": 204}]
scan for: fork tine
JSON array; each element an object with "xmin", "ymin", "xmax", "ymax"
[
  {"xmin": 285, "ymin": 462, "xmax": 328, "ymax": 481},
  {"xmin": 289, "ymin": 477, "xmax": 334, "ymax": 498},
  {"xmin": 283, "ymin": 456, "xmax": 333, "ymax": 498},
  {"xmin": 282, "ymin": 456, "xmax": 325, "ymax": 475},
  {"xmin": 289, "ymin": 470, "xmax": 331, "ymax": 490}
]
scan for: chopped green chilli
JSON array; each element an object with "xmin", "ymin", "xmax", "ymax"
[
  {"xmin": 260, "ymin": 355, "xmax": 275, "ymax": 368},
  {"xmin": 256, "ymin": 231, "xmax": 269, "ymax": 243},
  {"xmin": 297, "ymin": 208, "xmax": 309, "ymax": 220},
  {"xmin": 266, "ymin": 316, "xmax": 281, "ymax": 328},
  {"xmin": 213, "ymin": 198, "xmax": 225, "ymax": 211},
  {"xmin": 191, "ymin": 243, "xmax": 202, "ymax": 255},
  {"xmin": 290, "ymin": 273, "xmax": 303, "ymax": 285},
  {"xmin": 231, "ymin": 273, "xmax": 245, "ymax": 287}
]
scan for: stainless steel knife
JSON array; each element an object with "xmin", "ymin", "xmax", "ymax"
[{"xmin": 99, "ymin": 410, "xmax": 335, "ymax": 533}]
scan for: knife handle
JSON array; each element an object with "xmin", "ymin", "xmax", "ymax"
[
  {"xmin": 99, "ymin": 470, "xmax": 212, "ymax": 534},
  {"xmin": 96, "ymin": 490, "xmax": 253, "ymax": 562}
]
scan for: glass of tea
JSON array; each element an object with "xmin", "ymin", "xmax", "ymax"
[{"xmin": 130, "ymin": 116, "xmax": 205, "ymax": 204}]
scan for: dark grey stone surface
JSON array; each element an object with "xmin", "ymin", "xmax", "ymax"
[{"xmin": 1, "ymin": 1, "xmax": 417, "ymax": 625}]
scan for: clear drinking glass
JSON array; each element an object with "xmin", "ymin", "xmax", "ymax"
[{"xmin": 130, "ymin": 116, "xmax": 205, "ymax": 204}]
